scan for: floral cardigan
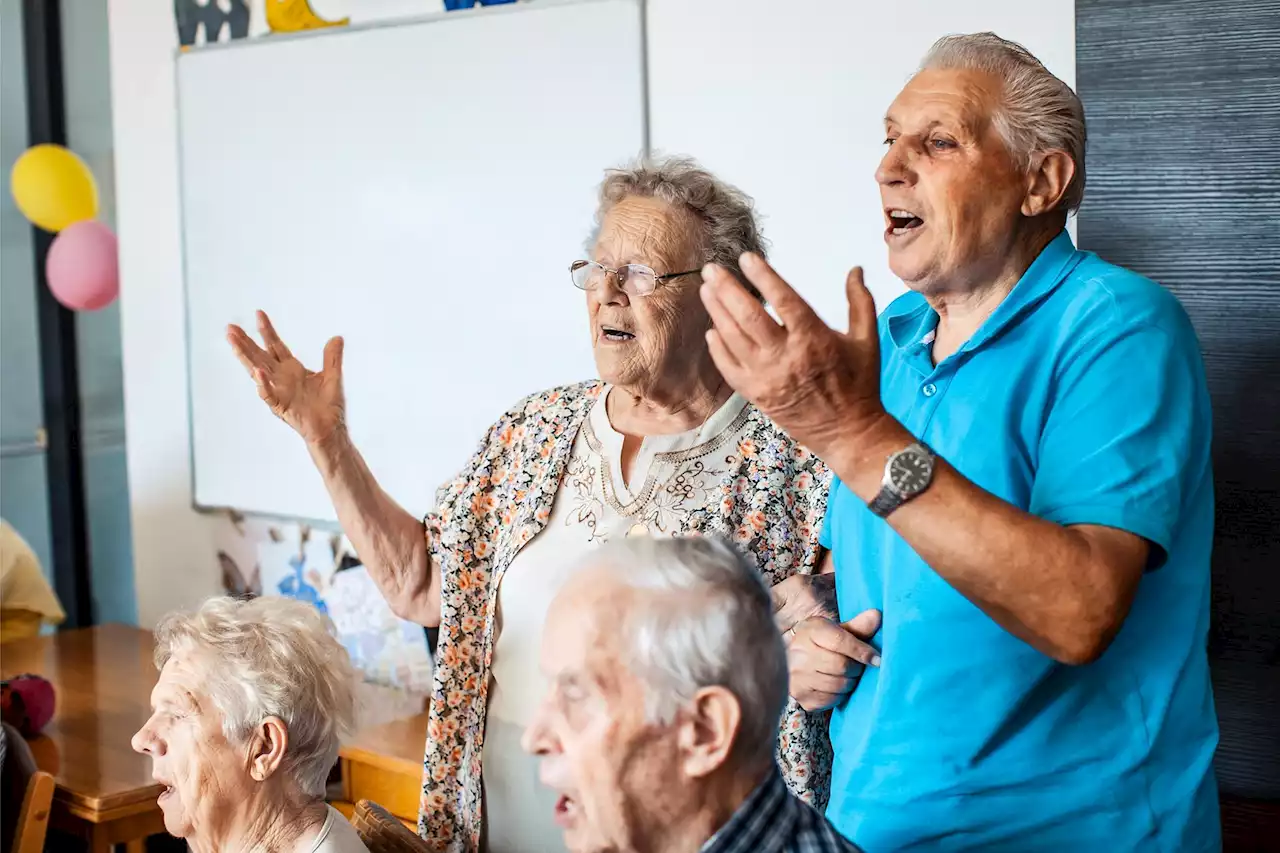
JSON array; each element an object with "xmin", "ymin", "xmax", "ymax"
[{"xmin": 417, "ymin": 381, "xmax": 832, "ymax": 851}]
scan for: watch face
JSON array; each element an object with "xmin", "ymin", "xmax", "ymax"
[{"xmin": 888, "ymin": 449, "xmax": 932, "ymax": 495}]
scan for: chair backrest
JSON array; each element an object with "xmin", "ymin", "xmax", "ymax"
[
  {"xmin": 350, "ymin": 800, "xmax": 435, "ymax": 853},
  {"xmin": 0, "ymin": 722, "xmax": 55, "ymax": 853}
]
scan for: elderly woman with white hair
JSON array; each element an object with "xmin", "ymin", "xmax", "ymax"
[
  {"xmin": 132, "ymin": 596, "xmax": 368, "ymax": 853},
  {"xmin": 227, "ymin": 156, "xmax": 834, "ymax": 852},
  {"xmin": 700, "ymin": 31, "xmax": 1219, "ymax": 853}
]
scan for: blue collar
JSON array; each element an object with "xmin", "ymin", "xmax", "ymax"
[{"xmin": 885, "ymin": 230, "xmax": 1083, "ymax": 355}]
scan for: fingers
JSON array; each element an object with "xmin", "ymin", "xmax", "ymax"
[
  {"xmin": 807, "ymin": 615, "xmax": 881, "ymax": 667},
  {"xmin": 796, "ymin": 671, "xmax": 859, "ymax": 696},
  {"xmin": 794, "ymin": 690, "xmax": 847, "ymax": 713},
  {"xmin": 704, "ymin": 328, "xmax": 745, "ymax": 379},
  {"xmin": 790, "ymin": 613, "xmax": 879, "ymax": 712},
  {"xmin": 227, "ymin": 324, "xmax": 270, "ymax": 376},
  {"xmin": 844, "ymin": 266, "xmax": 878, "ymax": 342},
  {"xmin": 738, "ymin": 252, "xmax": 821, "ymax": 330},
  {"xmin": 323, "ymin": 336, "xmax": 345, "ymax": 376},
  {"xmin": 843, "ymin": 607, "xmax": 882, "ymax": 639},
  {"xmin": 790, "ymin": 665, "xmax": 860, "ymax": 712},
  {"xmin": 700, "ymin": 263, "xmax": 785, "ymax": 357},
  {"xmin": 807, "ymin": 643, "xmax": 867, "ymax": 678},
  {"xmin": 257, "ymin": 311, "xmax": 294, "ymax": 361},
  {"xmin": 252, "ymin": 368, "xmax": 281, "ymax": 409}
]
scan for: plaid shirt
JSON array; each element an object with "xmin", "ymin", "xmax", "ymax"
[{"xmin": 702, "ymin": 769, "xmax": 863, "ymax": 853}]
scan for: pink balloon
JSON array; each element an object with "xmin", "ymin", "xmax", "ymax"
[{"xmin": 45, "ymin": 219, "xmax": 119, "ymax": 311}]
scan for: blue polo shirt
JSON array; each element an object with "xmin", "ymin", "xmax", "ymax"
[{"xmin": 821, "ymin": 232, "xmax": 1220, "ymax": 852}]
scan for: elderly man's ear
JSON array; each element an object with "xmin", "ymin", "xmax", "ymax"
[
  {"xmin": 678, "ymin": 686, "xmax": 743, "ymax": 778},
  {"xmin": 1021, "ymin": 150, "xmax": 1076, "ymax": 218},
  {"xmin": 246, "ymin": 716, "xmax": 290, "ymax": 783}
]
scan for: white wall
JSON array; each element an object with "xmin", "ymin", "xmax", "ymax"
[
  {"xmin": 108, "ymin": 0, "xmax": 221, "ymax": 627},
  {"xmin": 648, "ymin": 0, "xmax": 1074, "ymax": 325},
  {"xmin": 108, "ymin": 0, "xmax": 1076, "ymax": 625}
]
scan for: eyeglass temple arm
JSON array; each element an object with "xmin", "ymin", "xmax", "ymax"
[{"xmin": 656, "ymin": 268, "xmax": 706, "ymax": 282}]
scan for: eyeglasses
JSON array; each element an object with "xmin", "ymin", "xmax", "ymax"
[{"xmin": 569, "ymin": 260, "xmax": 702, "ymax": 297}]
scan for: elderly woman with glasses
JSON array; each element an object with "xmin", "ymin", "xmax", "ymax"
[
  {"xmin": 132, "ymin": 596, "xmax": 368, "ymax": 853},
  {"xmin": 227, "ymin": 155, "xmax": 833, "ymax": 853}
]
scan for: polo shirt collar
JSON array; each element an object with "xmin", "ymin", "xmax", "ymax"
[{"xmin": 884, "ymin": 230, "xmax": 1082, "ymax": 355}]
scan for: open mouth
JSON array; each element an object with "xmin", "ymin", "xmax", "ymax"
[
  {"xmin": 600, "ymin": 326, "xmax": 635, "ymax": 343},
  {"xmin": 157, "ymin": 783, "xmax": 175, "ymax": 802},
  {"xmin": 554, "ymin": 793, "xmax": 580, "ymax": 827},
  {"xmin": 886, "ymin": 208, "xmax": 925, "ymax": 236}
]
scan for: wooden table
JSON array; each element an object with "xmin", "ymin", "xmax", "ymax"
[
  {"xmin": 334, "ymin": 711, "xmax": 429, "ymax": 830},
  {"xmin": 1, "ymin": 625, "xmax": 165, "ymax": 852}
]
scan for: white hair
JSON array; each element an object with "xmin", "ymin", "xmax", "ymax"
[
  {"xmin": 921, "ymin": 32, "xmax": 1087, "ymax": 213},
  {"xmin": 592, "ymin": 154, "xmax": 768, "ymax": 300},
  {"xmin": 152, "ymin": 596, "xmax": 356, "ymax": 798},
  {"xmin": 591, "ymin": 536, "xmax": 788, "ymax": 772}
]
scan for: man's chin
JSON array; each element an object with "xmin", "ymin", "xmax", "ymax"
[{"xmin": 888, "ymin": 254, "xmax": 935, "ymax": 294}]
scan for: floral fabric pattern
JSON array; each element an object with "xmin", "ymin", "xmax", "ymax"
[{"xmin": 418, "ymin": 381, "xmax": 832, "ymax": 852}]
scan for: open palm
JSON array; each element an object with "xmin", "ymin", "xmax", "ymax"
[{"xmin": 226, "ymin": 311, "xmax": 346, "ymax": 446}]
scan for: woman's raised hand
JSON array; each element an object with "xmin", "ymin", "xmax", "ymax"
[{"xmin": 227, "ymin": 311, "xmax": 346, "ymax": 447}]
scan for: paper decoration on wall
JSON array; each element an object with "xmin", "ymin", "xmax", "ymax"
[
  {"xmin": 259, "ymin": 525, "xmax": 338, "ymax": 614},
  {"xmin": 216, "ymin": 510, "xmax": 271, "ymax": 598},
  {"xmin": 444, "ymin": 0, "xmax": 519, "ymax": 9},
  {"xmin": 174, "ymin": 0, "xmax": 250, "ymax": 47},
  {"xmin": 265, "ymin": 0, "xmax": 348, "ymax": 33},
  {"xmin": 327, "ymin": 566, "xmax": 433, "ymax": 693},
  {"xmin": 218, "ymin": 550, "xmax": 262, "ymax": 597}
]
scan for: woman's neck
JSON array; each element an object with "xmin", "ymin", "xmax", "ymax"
[
  {"xmin": 608, "ymin": 372, "xmax": 733, "ymax": 437},
  {"xmin": 197, "ymin": 794, "xmax": 328, "ymax": 853}
]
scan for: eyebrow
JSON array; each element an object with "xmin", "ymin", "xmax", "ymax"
[
  {"xmin": 154, "ymin": 687, "xmax": 201, "ymax": 714},
  {"xmin": 884, "ymin": 116, "xmax": 957, "ymax": 133}
]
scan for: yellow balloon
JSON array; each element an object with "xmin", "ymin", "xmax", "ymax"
[{"xmin": 10, "ymin": 144, "xmax": 99, "ymax": 232}]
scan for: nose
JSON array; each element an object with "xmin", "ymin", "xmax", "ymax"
[
  {"xmin": 131, "ymin": 717, "xmax": 160, "ymax": 756},
  {"xmin": 876, "ymin": 140, "xmax": 914, "ymax": 188},
  {"xmin": 595, "ymin": 267, "xmax": 630, "ymax": 307},
  {"xmin": 520, "ymin": 700, "xmax": 558, "ymax": 757}
]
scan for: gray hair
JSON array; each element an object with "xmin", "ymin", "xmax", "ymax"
[
  {"xmin": 590, "ymin": 536, "xmax": 788, "ymax": 772},
  {"xmin": 592, "ymin": 154, "xmax": 768, "ymax": 300},
  {"xmin": 153, "ymin": 596, "xmax": 356, "ymax": 798},
  {"xmin": 921, "ymin": 32, "xmax": 1087, "ymax": 213}
]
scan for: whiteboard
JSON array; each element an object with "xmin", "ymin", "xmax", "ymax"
[
  {"xmin": 647, "ymin": 0, "xmax": 1075, "ymax": 327},
  {"xmin": 178, "ymin": 0, "xmax": 644, "ymax": 520}
]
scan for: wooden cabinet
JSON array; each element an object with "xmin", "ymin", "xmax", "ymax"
[{"xmin": 333, "ymin": 712, "xmax": 429, "ymax": 831}]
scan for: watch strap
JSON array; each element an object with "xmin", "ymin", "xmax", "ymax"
[{"xmin": 868, "ymin": 485, "xmax": 902, "ymax": 518}]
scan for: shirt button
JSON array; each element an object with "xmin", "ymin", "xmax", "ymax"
[{"xmin": 922, "ymin": 383, "xmax": 937, "ymax": 397}]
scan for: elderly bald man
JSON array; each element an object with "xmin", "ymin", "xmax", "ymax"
[{"xmin": 700, "ymin": 32, "xmax": 1219, "ymax": 853}]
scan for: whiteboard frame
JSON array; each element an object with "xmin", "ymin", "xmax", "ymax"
[{"xmin": 174, "ymin": 0, "xmax": 648, "ymax": 518}]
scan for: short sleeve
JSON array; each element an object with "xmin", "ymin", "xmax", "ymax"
[{"xmin": 1030, "ymin": 320, "xmax": 1210, "ymax": 569}]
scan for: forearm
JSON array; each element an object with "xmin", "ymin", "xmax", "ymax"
[
  {"xmin": 308, "ymin": 429, "xmax": 440, "ymax": 627},
  {"xmin": 823, "ymin": 416, "xmax": 1141, "ymax": 664}
]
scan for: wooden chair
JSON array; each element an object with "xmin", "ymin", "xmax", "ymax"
[
  {"xmin": 351, "ymin": 799, "xmax": 435, "ymax": 853},
  {"xmin": 0, "ymin": 722, "xmax": 56, "ymax": 853}
]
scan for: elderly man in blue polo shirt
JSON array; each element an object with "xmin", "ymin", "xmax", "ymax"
[{"xmin": 699, "ymin": 31, "xmax": 1219, "ymax": 853}]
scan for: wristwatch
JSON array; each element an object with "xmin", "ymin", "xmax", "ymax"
[{"xmin": 868, "ymin": 442, "xmax": 936, "ymax": 518}]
